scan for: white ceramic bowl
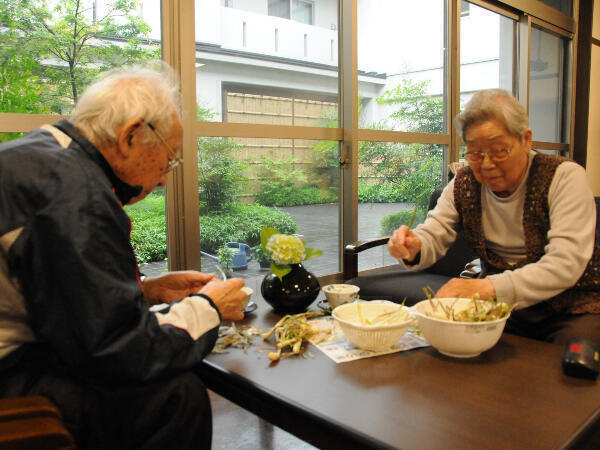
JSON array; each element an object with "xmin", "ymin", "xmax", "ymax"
[
  {"xmin": 332, "ymin": 301, "xmax": 413, "ymax": 351},
  {"xmin": 322, "ymin": 284, "xmax": 360, "ymax": 309},
  {"xmin": 413, "ymin": 298, "xmax": 510, "ymax": 358},
  {"xmin": 241, "ymin": 287, "xmax": 253, "ymax": 309}
]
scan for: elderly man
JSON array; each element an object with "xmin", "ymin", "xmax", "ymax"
[
  {"xmin": 0, "ymin": 63, "xmax": 246, "ymax": 449},
  {"xmin": 389, "ymin": 89, "xmax": 599, "ymax": 344}
]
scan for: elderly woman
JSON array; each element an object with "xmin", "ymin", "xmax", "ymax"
[{"xmin": 388, "ymin": 89, "xmax": 599, "ymax": 344}]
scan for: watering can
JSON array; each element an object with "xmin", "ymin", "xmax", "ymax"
[{"xmin": 201, "ymin": 242, "xmax": 253, "ymax": 270}]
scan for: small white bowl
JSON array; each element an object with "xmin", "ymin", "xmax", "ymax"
[
  {"xmin": 322, "ymin": 284, "xmax": 360, "ymax": 309},
  {"xmin": 332, "ymin": 301, "xmax": 413, "ymax": 351},
  {"xmin": 413, "ymin": 297, "xmax": 510, "ymax": 358},
  {"xmin": 241, "ymin": 286, "xmax": 253, "ymax": 309}
]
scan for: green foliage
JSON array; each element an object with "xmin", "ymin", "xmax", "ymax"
[
  {"xmin": 197, "ymin": 136, "xmax": 247, "ymax": 213},
  {"xmin": 200, "ymin": 204, "xmax": 297, "ymax": 254},
  {"xmin": 376, "ymin": 78, "xmax": 444, "ymax": 133},
  {"xmin": 125, "ymin": 193, "xmax": 167, "ymax": 264},
  {"xmin": 359, "ymin": 79, "xmax": 445, "ymax": 206},
  {"xmin": 0, "ymin": 31, "xmax": 50, "ymax": 115},
  {"xmin": 380, "ymin": 209, "xmax": 427, "ymax": 235},
  {"xmin": 254, "ymin": 153, "xmax": 338, "ymax": 206},
  {"xmin": 256, "ymin": 185, "xmax": 337, "ymax": 207},
  {"xmin": 358, "ymin": 182, "xmax": 405, "ymax": 203},
  {"xmin": 0, "ymin": 0, "xmax": 159, "ymax": 112}
]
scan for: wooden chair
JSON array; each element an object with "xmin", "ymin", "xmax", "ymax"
[{"xmin": 0, "ymin": 396, "xmax": 76, "ymax": 449}]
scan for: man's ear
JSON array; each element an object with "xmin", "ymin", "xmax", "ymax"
[{"xmin": 116, "ymin": 118, "xmax": 144, "ymax": 157}]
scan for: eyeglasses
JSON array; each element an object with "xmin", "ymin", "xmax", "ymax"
[
  {"xmin": 145, "ymin": 121, "xmax": 183, "ymax": 172},
  {"xmin": 464, "ymin": 144, "xmax": 514, "ymax": 164}
]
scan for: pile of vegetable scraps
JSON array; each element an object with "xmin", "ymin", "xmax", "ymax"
[{"xmin": 261, "ymin": 311, "xmax": 328, "ymax": 361}]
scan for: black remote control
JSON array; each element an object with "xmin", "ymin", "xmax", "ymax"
[{"xmin": 562, "ymin": 338, "xmax": 600, "ymax": 380}]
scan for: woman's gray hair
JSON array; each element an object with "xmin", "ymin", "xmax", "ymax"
[
  {"xmin": 454, "ymin": 89, "xmax": 529, "ymax": 140},
  {"xmin": 71, "ymin": 61, "xmax": 181, "ymax": 147}
]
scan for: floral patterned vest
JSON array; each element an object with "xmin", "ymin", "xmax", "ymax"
[{"xmin": 454, "ymin": 153, "xmax": 600, "ymax": 314}]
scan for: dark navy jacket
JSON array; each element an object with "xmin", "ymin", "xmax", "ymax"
[{"xmin": 0, "ymin": 120, "xmax": 220, "ymax": 382}]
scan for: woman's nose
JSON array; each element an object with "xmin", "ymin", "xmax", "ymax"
[{"xmin": 480, "ymin": 153, "xmax": 496, "ymax": 169}]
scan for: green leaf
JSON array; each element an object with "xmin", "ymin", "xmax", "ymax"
[
  {"xmin": 260, "ymin": 227, "xmax": 280, "ymax": 251},
  {"xmin": 304, "ymin": 248, "xmax": 323, "ymax": 261},
  {"xmin": 270, "ymin": 262, "xmax": 291, "ymax": 280}
]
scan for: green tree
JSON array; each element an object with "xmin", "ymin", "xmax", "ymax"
[
  {"xmin": 0, "ymin": 0, "xmax": 159, "ymax": 113},
  {"xmin": 375, "ymin": 78, "xmax": 444, "ymax": 133},
  {"xmin": 359, "ymin": 78, "xmax": 444, "ymax": 208}
]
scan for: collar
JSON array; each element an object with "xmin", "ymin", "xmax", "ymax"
[{"xmin": 53, "ymin": 119, "xmax": 143, "ymax": 205}]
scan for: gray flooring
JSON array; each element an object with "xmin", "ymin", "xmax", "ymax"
[{"xmin": 139, "ymin": 202, "xmax": 411, "ymax": 449}]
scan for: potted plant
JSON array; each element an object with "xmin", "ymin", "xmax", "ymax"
[
  {"xmin": 217, "ymin": 246, "xmax": 236, "ymax": 278},
  {"xmin": 252, "ymin": 244, "xmax": 272, "ymax": 269}
]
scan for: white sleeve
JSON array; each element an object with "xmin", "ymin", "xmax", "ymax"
[
  {"xmin": 398, "ymin": 181, "xmax": 461, "ymax": 270},
  {"xmin": 488, "ymin": 162, "xmax": 596, "ymax": 307}
]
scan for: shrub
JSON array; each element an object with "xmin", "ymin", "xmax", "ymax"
[
  {"xmin": 380, "ymin": 208, "xmax": 427, "ymax": 235},
  {"xmin": 197, "ymin": 136, "xmax": 246, "ymax": 213},
  {"xmin": 256, "ymin": 185, "xmax": 337, "ymax": 207},
  {"xmin": 200, "ymin": 204, "xmax": 298, "ymax": 254},
  {"xmin": 125, "ymin": 193, "xmax": 167, "ymax": 264},
  {"xmin": 358, "ymin": 182, "xmax": 405, "ymax": 203}
]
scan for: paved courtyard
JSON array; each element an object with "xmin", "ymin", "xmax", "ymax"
[{"xmin": 139, "ymin": 202, "xmax": 412, "ymax": 291}]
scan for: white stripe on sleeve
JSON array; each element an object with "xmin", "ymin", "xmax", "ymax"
[{"xmin": 154, "ymin": 296, "xmax": 220, "ymax": 340}]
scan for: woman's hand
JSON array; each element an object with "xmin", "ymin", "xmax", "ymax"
[
  {"xmin": 143, "ymin": 271, "xmax": 215, "ymax": 305},
  {"xmin": 435, "ymin": 278, "xmax": 496, "ymax": 300},
  {"xmin": 198, "ymin": 278, "xmax": 246, "ymax": 321},
  {"xmin": 388, "ymin": 225, "xmax": 422, "ymax": 262}
]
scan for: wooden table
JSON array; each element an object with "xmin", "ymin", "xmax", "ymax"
[{"xmin": 198, "ymin": 294, "xmax": 600, "ymax": 449}]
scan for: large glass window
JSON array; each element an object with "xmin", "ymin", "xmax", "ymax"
[
  {"xmin": 357, "ymin": 142, "xmax": 445, "ymax": 271},
  {"xmin": 529, "ymin": 26, "xmax": 568, "ymax": 143},
  {"xmin": 269, "ymin": 0, "xmax": 314, "ymax": 25},
  {"xmin": 0, "ymin": 0, "xmax": 160, "ymax": 116},
  {"xmin": 197, "ymin": 136, "xmax": 339, "ymax": 290},
  {"xmin": 460, "ymin": 1, "xmax": 516, "ymax": 101},
  {"xmin": 1, "ymin": 1, "xmax": 579, "ymax": 279},
  {"xmin": 0, "ymin": 0, "xmax": 165, "ymax": 274},
  {"xmin": 196, "ymin": 0, "xmax": 337, "ymax": 123},
  {"xmin": 357, "ymin": 0, "xmax": 447, "ymax": 133}
]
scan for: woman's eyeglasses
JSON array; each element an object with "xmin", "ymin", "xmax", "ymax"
[{"xmin": 464, "ymin": 144, "xmax": 514, "ymax": 164}]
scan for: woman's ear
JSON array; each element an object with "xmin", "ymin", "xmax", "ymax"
[
  {"xmin": 116, "ymin": 118, "xmax": 144, "ymax": 157},
  {"xmin": 522, "ymin": 128, "xmax": 533, "ymax": 148}
]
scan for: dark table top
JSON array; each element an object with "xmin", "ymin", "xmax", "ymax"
[{"xmin": 199, "ymin": 293, "xmax": 600, "ymax": 449}]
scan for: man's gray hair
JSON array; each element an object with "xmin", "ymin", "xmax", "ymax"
[
  {"xmin": 454, "ymin": 89, "xmax": 529, "ymax": 140},
  {"xmin": 71, "ymin": 61, "xmax": 181, "ymax": 146}
]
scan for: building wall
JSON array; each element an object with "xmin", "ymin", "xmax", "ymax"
[{"xmin": 587, "ymin": 1, "xmax": 600, "ymax": 195}]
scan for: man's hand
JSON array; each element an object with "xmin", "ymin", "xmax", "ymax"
[
  {"xmin": 388, "ymin": 225, "xmax": 422, "ymax": 262},
  {"xmin": 435, "ymin": 278, "xmax": 496, "ymax": 300},
  {"xmin": 143, "ymin": 271, "xmax": 215, "ymax": 305},
  {"xmin": 199, "ymin": 278, "xmax": 246, "ymax": 321}
]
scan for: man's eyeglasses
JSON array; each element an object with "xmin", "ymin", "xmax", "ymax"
[
  {"xmin": 464, "ymin": 144, "xmax": 514, "ymax": 164},
  {"xmin": 145, "ymin": 121, "xmax": 183, "ymax": 172}
]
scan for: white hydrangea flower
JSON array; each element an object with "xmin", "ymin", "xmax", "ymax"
[{"xmin": 266, "ymin": 234, "xmax": 305, "ymax": 265}]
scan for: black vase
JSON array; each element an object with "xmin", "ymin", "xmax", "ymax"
[{"xmin": 261, "ymin": 263, "xmax": 320, "ymax": 314}]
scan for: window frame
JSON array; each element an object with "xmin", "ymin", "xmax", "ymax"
[{"xmin": 0, "ymin": 0, "xmax": 587, "ymax": 277}]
